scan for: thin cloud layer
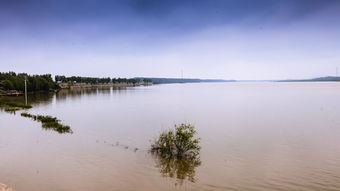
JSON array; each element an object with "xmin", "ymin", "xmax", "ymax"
[{"xmin": 0, "ymin": 0, "xmax": 339, "ymax": 79}]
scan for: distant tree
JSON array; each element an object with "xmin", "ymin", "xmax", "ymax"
[
  {"xmin": 0, "ymin": 72, "xmax": 58, "ymax": 92},
  {"xmin": 143, "ymin": 78, "xmax": 152, "ymax": 83},
  {"xmin": 2, "ymin": 80, "xmax": 14, "ymax": 90}
]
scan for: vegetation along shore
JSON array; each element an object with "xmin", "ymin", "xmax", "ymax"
[{"xmin": 0, "ymin": 72, "xmax": 152, "ymax": 95}]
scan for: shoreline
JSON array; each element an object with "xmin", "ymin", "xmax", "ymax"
[
  {"xmin": 0, "ymin": 82, "xmax": 153, "ymax": 96},
  {"xmin": 0, "ymin": 90, "xmax": 23, "ymax": 96},
  {"xmin": 58, "ymin": 82, "xmax": 152, "ymax": 89}
]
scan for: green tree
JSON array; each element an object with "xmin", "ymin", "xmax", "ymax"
[
  {"xmin": 151, "ymin": 124, "xmax": 201, "ymax": 159},
  {"xmin": 2, "ymin": 80, "xmax": 14, "ymax": 90}
]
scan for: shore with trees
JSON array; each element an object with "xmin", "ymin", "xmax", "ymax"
[
  {"xmin": 0, "ymin": 72, "xmax": 152, "ymax": 96},
  {"xmin": 54, "ymin": 75, "xmax": 152, "ymax": 89},
  {"xmin": 0, "ymin": 72, "xmax": 58, "ymax": 95}
]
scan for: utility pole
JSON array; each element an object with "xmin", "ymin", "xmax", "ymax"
[{"xmin": 24, "ymin": 76, "xmax": 28, "ymax": 105}]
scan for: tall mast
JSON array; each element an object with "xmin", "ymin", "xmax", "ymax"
[{"xmin": 24, "ymin": 76, "xmax": 28, "ymax": 105}]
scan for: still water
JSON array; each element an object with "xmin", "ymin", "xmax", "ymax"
[{"xmin": 1, "ymin": 82, "xmax": 340, "ymax": 191}]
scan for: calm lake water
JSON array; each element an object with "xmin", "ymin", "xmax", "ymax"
[{"xmin": 1, "ymin": 82, "xmax": 340, "ymax": 191}]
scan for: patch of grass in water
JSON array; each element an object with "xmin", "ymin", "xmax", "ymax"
[
  {"xmin": 21, "ymin": 112, "xmax": 72, "ymax": 134},
  {"xmin": 3, "ymin": 106, "xmax": 20, "ymax": 114},
  {"xmin": 20, "ymin": 112, "xmax": 33, "ymax": 118},
  {"xmin": 0, "ymin": 101, "xmax": 32, "ymax": 114},
  {"xmin": 1, "ymin": 101, "xmax": 32, "ymax": 109}
]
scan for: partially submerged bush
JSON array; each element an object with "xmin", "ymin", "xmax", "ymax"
[
  {"xmin": 151, "ymin": 124, "xmax": 201, "ymax": 159},
  {"xmin": 21, "ymin": 112, "xmax": 72, "ymax": 134}
]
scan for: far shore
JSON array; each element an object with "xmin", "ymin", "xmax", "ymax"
[
  {"xmin": 58, "ymin": 82, "xmax": 152, "ymax": 89},
  {"xmin": 0, "ymin": 82, "xmax": 152, "ymax": 96}
]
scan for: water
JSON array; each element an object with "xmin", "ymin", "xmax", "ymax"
[{"xmin": 1, "ymin": 82, "xmax": 340, "ymax": 191}]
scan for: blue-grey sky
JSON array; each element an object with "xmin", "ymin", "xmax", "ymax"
[{"xmin": 1, "ymin": 0, "xmax": 340, "ymax": 80}]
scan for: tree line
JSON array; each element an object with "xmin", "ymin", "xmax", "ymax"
[
  {"xmin": 0, "ymin": 72, "xmax": 58, "ymax": 91},
  {"xmin": 0, "ymin": 72, "xmax": 153, "ymax": 92},
  {"xmin": 55, "ymin": 75, "xmax": 152, "ymax": 84}
]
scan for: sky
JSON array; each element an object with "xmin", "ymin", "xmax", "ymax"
[{"xmin": 0, "ymin": 0, "xmax": 340, "ymax": 80}]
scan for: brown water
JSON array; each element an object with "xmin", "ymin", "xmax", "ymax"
[{"xmin": 1, "ymin": 82, "xmax": 340, "ymax": 191}]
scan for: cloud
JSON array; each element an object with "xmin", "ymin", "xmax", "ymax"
[{"xmin": 0, "ymin": 0, "xmax": 340, "ymax": 79}]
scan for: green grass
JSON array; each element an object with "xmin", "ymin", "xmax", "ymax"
[
  {"xmin": 21, "ymin": 112, "xmax": 72, "ymax": 134},
  {"xmin": 0, "ymin": 101, "xmax": 32, "ymax": 114},
  {"xmin": 4, "ymin": 107, "xmax": 20, "ymax": 112},
  {"xmin": 1, "ymin": 102, "xmax": 32, "ymax": 109},
  {"xmin": 20, "ymin": 112, "xmax": 33, "ymax": 117},
  {"xmin": 2, "ymin": 106, "xmax": 20, "ymax": 114}
]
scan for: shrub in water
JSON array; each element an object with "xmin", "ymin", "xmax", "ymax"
[{"xmin": 151, "ymin": 124, "xmax": 201, "ymax": 159}]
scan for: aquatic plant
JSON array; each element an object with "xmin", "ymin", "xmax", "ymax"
[
  {"xmin": 2, "ymin": 107, "xmax": 20, "ymax": 114},
  {"xmin": 20, "ymin": 112, "xmax": 33, "ymax": 118},
  {"xmin": 0, "ymin": 101, "xmax": 32, "ymax": 114},
  {"xmin": 20, "ymin": 112, "xmax": 72, "ymax": 134},
  {"xmin": 1, "ymin": 101, "xmax": 32, "ymax": 109},
  {"xmin": 151, "ymin": 124, "xmax": 201, "ymax": 159}
]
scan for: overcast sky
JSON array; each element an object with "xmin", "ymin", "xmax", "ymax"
[{"xmin": 0, "ymin": 0, "xmax": 340, "ymax": 80}]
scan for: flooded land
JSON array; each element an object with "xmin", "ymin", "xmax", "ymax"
[{"xmin": 1, "ymin": 82, "xmax": 340, "ymax": 191}]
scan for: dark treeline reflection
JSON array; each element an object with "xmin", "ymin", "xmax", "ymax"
[
  {"xmin": 0, "ymin": 92, "xmax": 54, "ymax": 107},
  {"xmin": 0, "ymin": 87, "xmax": 131, "ymax": 108},
  {"xmin": 154, "ymin": 156, "xmax": 201, "ymax": 185},
  {"xmin": 55, "ymin": 87, "xmax": 129, "ymax": 102}
]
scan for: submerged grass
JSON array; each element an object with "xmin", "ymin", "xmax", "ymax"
[
  {"xmin": 4, "ymin": 107, "xmax": 20, "ymax": 112},
  {"xmin": 1, "ymin": 102, "xmax": 32, "ymax": 109},
  {"xmin": 3, "ymin": 106, "xmax": 20, "ymax": 114},
  {"xmin": 21, "ymin": 112, "xmax": 72, "ymax": 134},
  {"xmin": 0, "ymin": 101, "xmax": 32, "ymax": 114}
]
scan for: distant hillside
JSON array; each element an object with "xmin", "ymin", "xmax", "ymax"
[
  {"xmin": 279, "ymin": 76, "xmax": 340, "ymax": 82},
  {"xmin": 135, "ymin": 77, "xmax": 234, "ymax": 84}
]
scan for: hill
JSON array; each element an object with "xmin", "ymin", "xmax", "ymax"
[{"xmin": 279, "ymin": 76, "xmax": 340, "ymax": 82}]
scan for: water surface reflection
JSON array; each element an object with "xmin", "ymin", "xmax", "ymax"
[
  {"xmin": 154, "ymin": 155, "xmax": 201, "ymax": 185},
  {"xmin": 1, "ymin": 83, "xmax": 340, "ymax": 191}
]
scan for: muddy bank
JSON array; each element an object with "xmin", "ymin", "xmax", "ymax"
[{"xmin": 0, "ymin": 90, "xmax": 23, "ymax": 96}]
